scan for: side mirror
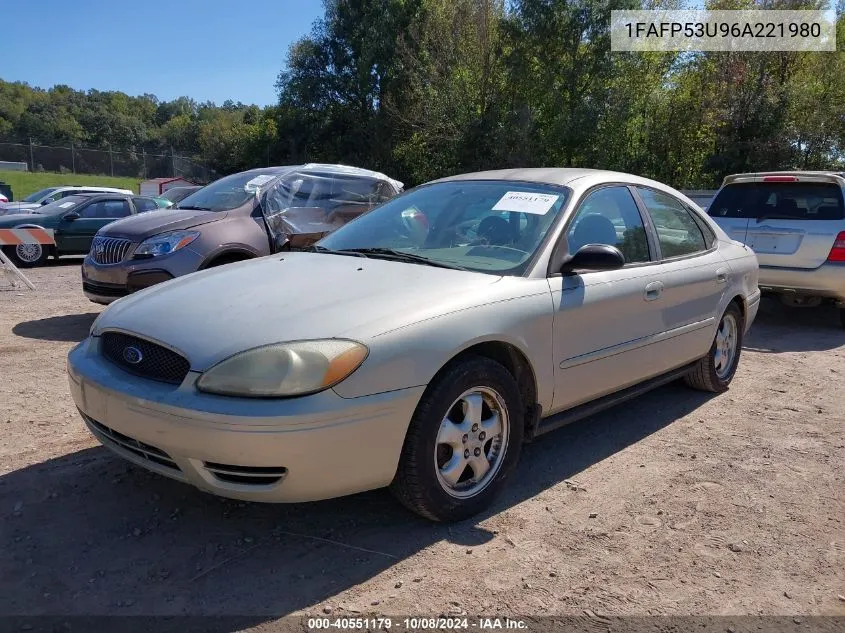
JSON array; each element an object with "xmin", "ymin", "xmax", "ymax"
[
  {"xmin": 560, "ymin": 243, "xmax": 625, "ymax": 273},
  {"xmin": 41, "ymin": 199, "xmax": 51, "ymax": 205},
  {"xmin": 63, "ymin": 211, "xmax": 80, "ymax": 221}
]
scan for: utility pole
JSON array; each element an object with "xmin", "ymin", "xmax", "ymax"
[
  {"xmin": 28, "ymin": 137, "xmax": 34, "ymax": 172},
  {"xmin": 109, "ymin": 142, "xmax": 114, "ymax": 177},
  {"xmin": 171, "ymin": 146, "xmax": 176, "ymax": 177},
  {"xmin": 142, "ymin": 148, "xmax": 147, "ymax": 179},
  {"xmin": 71, "ymin": 143, "xmax": 75, "ymax": 174}
]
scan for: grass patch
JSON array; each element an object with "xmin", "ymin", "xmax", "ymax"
[{"xmin": 0, "ymin": 171, "xmax": 142, "ymax": 199}]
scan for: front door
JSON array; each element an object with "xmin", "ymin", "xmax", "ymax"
[
  {"xmin": 58, "ymin": 198, "xmax": 132, "ymax": 254},
  {"xmin": 549, "ymin": 185, "xmax": 666, "ymax": 413}
]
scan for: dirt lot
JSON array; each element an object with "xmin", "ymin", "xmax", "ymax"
[{"xmin": 1, "ymin": 260, "xmax": 843, "ymax": 623}]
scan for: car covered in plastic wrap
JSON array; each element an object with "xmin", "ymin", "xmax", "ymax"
[{"xmin": 80, "ymin": 164, "xmax": 403, "ymax": 304}]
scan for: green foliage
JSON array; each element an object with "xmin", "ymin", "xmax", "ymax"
[{"xmin": 274, "ymin": 0, "xmax": 845, "ymax": 188}]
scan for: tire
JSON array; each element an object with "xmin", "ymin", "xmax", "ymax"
[
  {"xmin": 839, "ymin": 308, "xmax": 845, "ymax": 329},
  {"xmin": 684, "ymin": 302, "xmax": 744, "ymax": 393},
  {"xmin": 3, "ymin": 244, "xmax": 49, "ymax": 268},
  {"xmin": 390, "ymin": 356, "xmax": 524, "ymax": 522}
]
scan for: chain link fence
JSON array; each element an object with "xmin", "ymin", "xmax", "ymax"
[{"xmin": 0, "ymin": 140, "xmax": 216, "ymax": 183}]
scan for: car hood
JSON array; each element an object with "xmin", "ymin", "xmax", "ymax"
[
  {"xmin": 97, "ymin": 208, "xmax": 224, "ymax": 238},
  {"xmin": 94, "ymin": 252, "xmax": 503, "ymax": 371},
  {"xmin": 0, "ymin": 213, "xmax": 54, "ymax": 227},
  {"xmin": 0, "ymin": 203, "xmax": 39, "ymax": 215}
]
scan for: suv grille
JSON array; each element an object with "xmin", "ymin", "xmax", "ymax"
[
  {"xmin": 101, "ymin": 332, "xmax": 190, "ymax": 385},
  {"xmin": 90, "ymin": 236, "xmax": 132, "ymax": 264}
]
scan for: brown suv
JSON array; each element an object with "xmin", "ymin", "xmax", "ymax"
[{"xmin": 81, "ymin": 164, "xmax": 403, "ymax": 304}]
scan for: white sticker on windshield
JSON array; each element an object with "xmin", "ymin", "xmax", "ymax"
[
  {"xmin": 58, "ymin": 202, "xmax": 75, "ymax": 208},
  {"xmin": 244, "ymin": 174, "xmax": 276, "ymax": 192},
  {"xmin": 492, "ymin": 191, "xmax": 559, "ymax": 215}
]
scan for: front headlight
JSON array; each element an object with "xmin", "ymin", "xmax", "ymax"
[
  {"xmin": 196, "ymin": 339, "xmax": 368, "ymax": 397},
  {"xmin": 134, "ymin": 230, "xmax": 200, "ymax": 257}
]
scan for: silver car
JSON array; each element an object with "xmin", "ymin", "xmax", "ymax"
[
  {"xmin": 707, "ymin": 171, "xmax": 845, "ymax": 327},
  {"xmin": 67, "ymin": 168, "xmax": 760, "ymax": 521}
]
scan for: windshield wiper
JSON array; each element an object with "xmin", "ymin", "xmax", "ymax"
[
  {"xmin": 336, "ymin": 247, "xmax": 469, "ymax": 270},
  {"xmin": 310, "ymin": 245, "xmax": 366, "ymax": 258},
  {"xmin": 176, "ymin": 205, "xmax": 213, "ymax": 211}
]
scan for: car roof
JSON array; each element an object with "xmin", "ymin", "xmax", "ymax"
[
  {"xmin": 722, "ymin": 171, "xmax": 845, "ymax": 186},
  {"xmin": 55, "ymin": 185, "xmax": 131, "ymax": 191},
  {"xmin": 240, "ymin": 164, "xmax": 404, "ymax": 191},
  {"xmin": 431, "ymin": 167, "xmax": 679, "ymax": 190},
  {"xmin": 71, "ymin": 193, "xmax": 131, "ymax": 200}
]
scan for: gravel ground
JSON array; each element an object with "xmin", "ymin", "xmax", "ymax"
[{"xmin": 1, "ymin": 260, "xmax": 843, "ymax": 624}]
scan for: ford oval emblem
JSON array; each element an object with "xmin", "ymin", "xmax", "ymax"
[{"xmin": 122, "ymin": 346, "xmax": 143, "ymax": 365}]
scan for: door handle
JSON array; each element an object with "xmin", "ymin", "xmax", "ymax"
[
  {"xmin": 644, "ymin": 281, "xmax": 664, "ymax": 301},
  {"xmin": 716, "ymin": 268, "xmax": 730, "ymax": 284}
]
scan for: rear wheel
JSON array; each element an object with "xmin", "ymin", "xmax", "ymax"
[
  {"xmin": 3, "ymin": 244, "xmax": 49, "ymax": 268},
  {"xmin": 390, "ymin": 356, "xmax": 524, "ymax": 522},
  {"xmin": 685, "ymin": 303, "xmax": 744, "ymax": 393}
]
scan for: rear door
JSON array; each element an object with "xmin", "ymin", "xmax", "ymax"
[
  {"xmin": 708, "ymin": 179, "xmax": 845, "ymax": 269},
  {"xmin": 635, "ymin": 186, "xmax": 727, "ymax": 367}
]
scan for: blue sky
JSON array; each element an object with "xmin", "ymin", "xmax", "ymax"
[{"xmin": 0, "ymin": 0, "xmax": 325, "ymax": 106}]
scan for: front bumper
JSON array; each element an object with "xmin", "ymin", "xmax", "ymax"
[
  {"xmin": 67, "ymin": 337, "xmax": 425, "ymax": 503},
  {"xmin": 758, "ymin": 262, "xmax": 845, "ymax": 303},
  {"xmin": 81, "ymin": 249, "xmax": 202, "ymax": 304}
]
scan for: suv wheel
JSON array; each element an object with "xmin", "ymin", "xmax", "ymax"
[
  {"xmin": 839, "ymin": 307, "xmax": 845, "ymax": 329},
  {"xmin": 685, "ymin": 302, "xmax": 744, "ymax": 393},
  {"xmin": 391, "ymin": 356, "xmax": 524, "ymax": 522}
]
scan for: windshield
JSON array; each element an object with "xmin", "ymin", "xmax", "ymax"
[
  {"xmin": 31, "ymin": 195, "xmax": 89, "ymax": 215},
  {"xmin": 160, "ymin": 187, "xmax": 198, "ymax": 202},
  {"xmin": 23, "ymin": 187, "xmax": 59, "ymax": 203},
  {"xmin": 708, "ymin": 182, "xmax": 844, "ymax": 221},
  {"xmin": 317, "ymin": 180, "xmax": 570, "ymax": 275},
  {"xmin": 177, "ymin": 170, "xmax": 286, "ymax": 212}
]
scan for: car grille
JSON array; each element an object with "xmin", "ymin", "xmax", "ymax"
[
  {"xmin": 100, "ymin": 332, "xmax": 191, "ymax": 385},
  {"xmin": 203, "ymin": 462, "xmax": 288, "ymax": 486},
  {"xmin": 83, "ymin": 413, "xmax": 180, "ymax": 472},
  {"xmin": 90, "ymin": 236, "xmax": 132, "ymax": 264},
  {"xmin": 83, "ymin": 280, "xmax": 127, "ymax": 298}
]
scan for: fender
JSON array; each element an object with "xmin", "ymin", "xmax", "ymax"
[
  {"xmin": 9, "ymin": 223, "xmax": 57, "ymax": 254},
  {"xmin": 198, "ymin": 243, "xmax": 262, "ymax": 269}
]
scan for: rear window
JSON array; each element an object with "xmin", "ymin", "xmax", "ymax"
[{"xmin": 708, "ymin": 182, "xmax": 844, "ymax": 221}]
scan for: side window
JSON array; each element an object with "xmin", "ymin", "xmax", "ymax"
[
  {"xmin": 60, "ymin": 190, "xmax": 80, "ymax": 198},
  {"xmin": 133, "ymin": 197, "xmax": 158, "ymax": 213},
  {"xmin": 79, "ymin": 201, "xmax": 106, "ymax": 219},
  {"xmin": 102, "ymin": 200, "xmax": 132, "ymax": 218},
  {"xmin": 377, "ymin": 182, "xmax": 396, "ymax": 203},
  {"xmin": 567, "ymin": 186, "xmax": 650, "ymax": 264},
  {"xmin": 637, "ymin": 188, "xmax": 707, "ymax": 258},
  {"xmin": 79, "ymin": 200, "xmax": 131, "ymax": 219},
  {"xmin": 685, "ymin": 203, "xmax": 717, "ymax": 248}
]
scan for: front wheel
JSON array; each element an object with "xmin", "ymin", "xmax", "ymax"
[
  {"xmin": 684, "ymin": 303, "xmax": 744, "ymax": 392},
  {"xmin": 3, "ymin": 244, "xmax": 49, "ymax": 268},
  {"xmin": 390, "ymin": 356, "xmax": 524, "ymax": 522}
]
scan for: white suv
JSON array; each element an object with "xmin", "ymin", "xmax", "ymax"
[
  {"xmin": 708, "ymin": 171, "xmax": 845, "ymax": 327},
  {"xmin": 0, "ymin": 185, "xmax": 134, "ymax": 215}
]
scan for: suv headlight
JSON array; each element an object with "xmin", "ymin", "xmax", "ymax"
[
  {"xmin": 196, "ymin": 340, "xmax": 368, "ymax": 397},
  {"xmin": 134, "ymin": 230, "xmax": 200, "ymax": 257}
]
